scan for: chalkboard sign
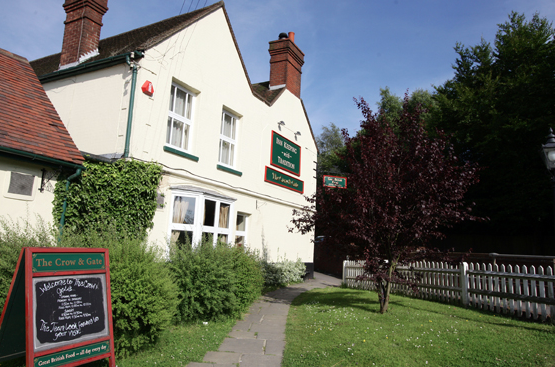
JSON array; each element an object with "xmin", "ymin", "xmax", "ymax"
[
  {"xmin": 33, "ymin": 275, "xmax": 108, "ymax": 351},
  {"xmin": 0, "ymin": 248, "xmax": 116, "ymax": 367}
]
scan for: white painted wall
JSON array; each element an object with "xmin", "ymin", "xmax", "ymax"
[
  {"xmin": 0, "ymin": 158, "xmax": 58, "ymax": 225},
  {"xmin": 43, "ymin": 65, "xmax": 131, "ymax": 156},
  {"xmin": 42, "ymin": 8, "xmax": 316, "ymax": 263}
]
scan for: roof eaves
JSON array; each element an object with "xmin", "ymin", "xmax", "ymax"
[{"xmin": 38, "ymin": 51, "xmax": 142, "ymax": 83}]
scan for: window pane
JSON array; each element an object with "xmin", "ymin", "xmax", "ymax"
[
  {"xmin": 8, "ymin": 172, "xmax": 34, "ymax": 196},
  {"xmin": 182, "ymin": 123, "xmax": 190, "ymax": 150},
  {"xmin": 171, "ymin": 119, "xmax": 184, "ymax": 148},
  {"xmin": 218, "ymin": 234, "xmax": 228, "ymax": 244},
  {"xmin": 169, "ymin": 85, "xmax": 175, "ymax": 111},
  {"xmin": 236, "ymin": 214, "xmax": 246, "ymax": 231},
  {"xmin": 172, "ymin": 196, "xmax": 195, "ymax": 224},
  {"xmin": 171, "ymin": 230, "xmax": 193, "ymax": 248},
  {"xmin": 186, "ymin": 93, "xmax": 192, "ymax": 119},
  {"xmin": 218, "ymin": 203, "xmax": 230, "ymax": 228},
  {"xmin": 229, "ymin": 144, "xmax": 234, "ymax": 166},
  {"xmin": 219, "ymin": 140, "xmax": 230, "ymax": 165},
  {"xmin": 166, "ymin": 117, "xmax": 172, "ymax": 144},
  {"xmin": 204, "ymin": 200, "xmax": 216, "ymax": 226},
  {"xmin": 235, "ymin": 236, "xmax": 244, "ymax": 247},
  {"xmin": 222, "ymin": 114, "xmax": 233, "ymax": 138},
  {"xmin": 175, "ymin": 88, "xmax": 187, "ymax": 117}
]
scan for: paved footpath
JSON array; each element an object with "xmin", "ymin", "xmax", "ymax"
[{"xmin": 186, "ymin": 272, "xmax": 342, "ymax": 367}]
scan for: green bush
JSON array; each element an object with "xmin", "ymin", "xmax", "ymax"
[
  {"xmin": 230, "ymin": 246, "xmax": 264, "ymax": 309},
  {"xmin": 262, "ymin": 258, "xmax": 306, "ymax": 287},
  {"xmin": 168, "ymin": 238, "xmax": 263, "ymax": 322},
  {"xmin": 60, "ymin": 227, "xmax": 179, "ymax": 358},
  {"xmin": 0, "ymin": 217, "xmax": 54, "ymax": 308},
  {"xmin": 53, "ymin": 159, "xmax": 162, "ymax": 238}
]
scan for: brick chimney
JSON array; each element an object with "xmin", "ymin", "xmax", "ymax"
[
  {"xmin": 60, "ymin": 0, "xmax": 108, "ymax": 67},
  {"xmin": 268, "ymin": 32, "xmax": 305, "ymax": 98}
]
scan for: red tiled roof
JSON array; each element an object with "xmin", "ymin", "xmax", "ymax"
[{"xmin": 0, "ymin": 48, "xmax": 84, "ymax": 166}]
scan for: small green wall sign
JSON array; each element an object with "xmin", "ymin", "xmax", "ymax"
[
  {"xmin": 265, "ymin": 166, "xmax": 304, "ymax": 193},
  {"xmin": 323, "ymin": 175, "xmax": 347, "ymax": 189},
  {"xmin": 32, "ymin": 253, "xmax": 105, "ymax": 273},
  {"xmin": 271, "ymin": 131, "xmax": 301, "ymax": 176}
]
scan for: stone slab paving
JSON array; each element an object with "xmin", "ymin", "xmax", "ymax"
[{"xmin": 185, "ymin": 272, "xmax": 341, "ymax": 366}]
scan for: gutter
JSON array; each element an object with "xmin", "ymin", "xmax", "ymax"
[
  {"xmin": 38, "ymin": 51, "xmax": 144, "ymax": 84},
  {"xmin": 123, "ymin": 53, "xmax": 139, "ymax": 158},
  {"xmin": 0, "ymin": 146, "xmax": 83, "ymax": 171},
  {"xmin": 59, "ymin": 168, "xmax": 82, "ymax": 241}
]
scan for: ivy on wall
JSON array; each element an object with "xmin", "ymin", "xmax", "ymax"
[{"xmin": 53, "ymin": 159, "xmax": 163, "ymax": 237}]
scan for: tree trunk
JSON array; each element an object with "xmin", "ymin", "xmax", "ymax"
[
  {"xmin": 379, "ymin": 280, "xmax": 391, "ymax": 313},
  {"xmin": 379, "ymin": 263, "xmax": 395, "ymax": 313}
]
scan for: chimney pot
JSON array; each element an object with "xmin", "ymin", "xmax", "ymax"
[{"xmin": 288, "ymin": 32, "xmax": 295, "ymax": 42}]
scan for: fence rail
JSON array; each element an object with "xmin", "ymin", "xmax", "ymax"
[{"xmin": 342, "ymin": 260, "xmax": 555, "ymax": 321}]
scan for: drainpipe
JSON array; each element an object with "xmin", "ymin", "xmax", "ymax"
[
  {"xmin": 123, "ymin": 53, "xmax": 139, "ymax": 158},
  {"xmin": 59, "ymin": 168, "xmax": 82, "ymax": 241}
]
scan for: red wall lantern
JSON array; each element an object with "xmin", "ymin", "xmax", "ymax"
[{"xmin": 141, "ymin": 81, "xmax": 154, "ymax": 96}]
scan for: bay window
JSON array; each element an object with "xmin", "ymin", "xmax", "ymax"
[{"xmin": 169, "ymin": 188, "xmax": 235, "ymax": 247}]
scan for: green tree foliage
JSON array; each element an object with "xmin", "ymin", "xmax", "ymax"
[
  {"xmin": 53, "ymin": 159, "xmax": 162, "ymax": 237},
  {"xmin": 316, "ymin": 122, "xmax": 345, "ymax": 175},
  {"xmin": 377, "ymin": 87, "xmax": 437, "ymax": 128},
  {"xmin": 292, "ymin": 97, "xmax": 480, "ymax": 313},
  {"xmin": 434, "ymin": 12, "xmax": 555, "ymax": 235}
]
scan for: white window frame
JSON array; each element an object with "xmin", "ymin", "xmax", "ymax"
[
  {"xmin": 168, "ymin": 189, "xmax": 235, "ymax": 247},
  {"xmin": 3, "ymin": 170, "xmax": 37, "ymax": 201},
  {"xmin": 218, "ymin": 110, "xmax": 238, "ymax": 168},
  {"xmin": 166, "ymin": 83, "xmax": 195, "ymax": 152}
]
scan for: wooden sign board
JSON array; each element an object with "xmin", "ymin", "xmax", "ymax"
[
  {"xmin": 323, "ymin": 175, "xmax": 347, "ymax": 189},
  {"xmin": 0, "ymin": 248, "xmax": 116, "ymax": 367},
  {"xmin": 270, "ymin": 131, "xmax": 301, "ymax": 176}
]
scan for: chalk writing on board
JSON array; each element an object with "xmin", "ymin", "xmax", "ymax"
[{"xmin": 34, "ymin": 276, "xmax": 106, "ymax": 344}]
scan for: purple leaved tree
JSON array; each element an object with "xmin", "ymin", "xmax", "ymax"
[{"xmin": 292, "ymin": 96, "xmax": 481, "ymax": 313}]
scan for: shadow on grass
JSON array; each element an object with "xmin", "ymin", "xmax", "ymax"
[
  {"xmin": 290, "ymin": 288, "xmax": 382, "ymax": 314},
  {"xmin": 289, "ymin": 287, "xmax": 555, "ymax": 334}
]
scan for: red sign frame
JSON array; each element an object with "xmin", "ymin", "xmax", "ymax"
[
  {"xmin": 0, "ymin": 248, "xmax": 116, "ymax": 367},
  {"xmin": 323, "ymin": 175, "xmax": 348, "ymax": 189}
]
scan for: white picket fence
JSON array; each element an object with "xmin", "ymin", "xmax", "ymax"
[{"xmin": 343, "ymin": 260, "xmax": 555, "ymax": 321}]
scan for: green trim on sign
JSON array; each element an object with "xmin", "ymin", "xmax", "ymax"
[
  {"xmin": 33, "ymin": 340, "xmax": 110, "ymax": 367},
  {"xmin": 32, "ymin": 253, "xmax": 105, "ymax": 272},
  {"xmin": 163, "ymin": 146, "xmax": 199, "ymax": 162},
  {"xmin": 217, "ymin": 164, "xmax": 243, "ymax": 176},
  {"xmin": 264, "ymin": 166, "xmax": 304, "ymax": 193}
]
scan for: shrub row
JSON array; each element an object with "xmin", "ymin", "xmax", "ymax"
[{"xmin": 0, "ymin": 220, "xmax": 305, "ymax": 358}]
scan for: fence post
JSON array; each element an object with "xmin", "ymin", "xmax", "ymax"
[
  {"xmin": 461, "ymin": 262, "xmax": 469, "ymax": 307},
  {"xmin": 342, "ymin": 260, "xmax": 347, "ymax": 284}
]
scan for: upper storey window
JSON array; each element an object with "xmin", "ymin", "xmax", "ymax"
[
  {"xmin": 166, "ymin": 84, "xmax": 194, "ymax": 151},
  {"xmin": 218, "ymin": 111, "xmax": 238, "ymax": 167}
]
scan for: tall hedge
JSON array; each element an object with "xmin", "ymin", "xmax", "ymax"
[{"xmin": 53, "ymin": 159, "xmax": 162, "ymax": 237}]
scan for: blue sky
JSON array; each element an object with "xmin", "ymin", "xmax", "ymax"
[{"xmin": 1, "ymin": 0, "xmax": 554, "ymax": 137}]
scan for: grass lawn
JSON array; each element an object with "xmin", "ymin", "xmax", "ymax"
[
  {"xmin": 283, "ymin": 287, "xmax": 555, "ymax": 367},
  {"xmin": 0, "ymin": 319, "xmax": 235, "ymax": 367}
]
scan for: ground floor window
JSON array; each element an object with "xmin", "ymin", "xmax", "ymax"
[
  {"xmin": 169, "ymin": 188, "xmax": 235, "ymax": 247},
  {"xmin": 235, "ymin": 213, "xmax": 248, "ymax": 247}
]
